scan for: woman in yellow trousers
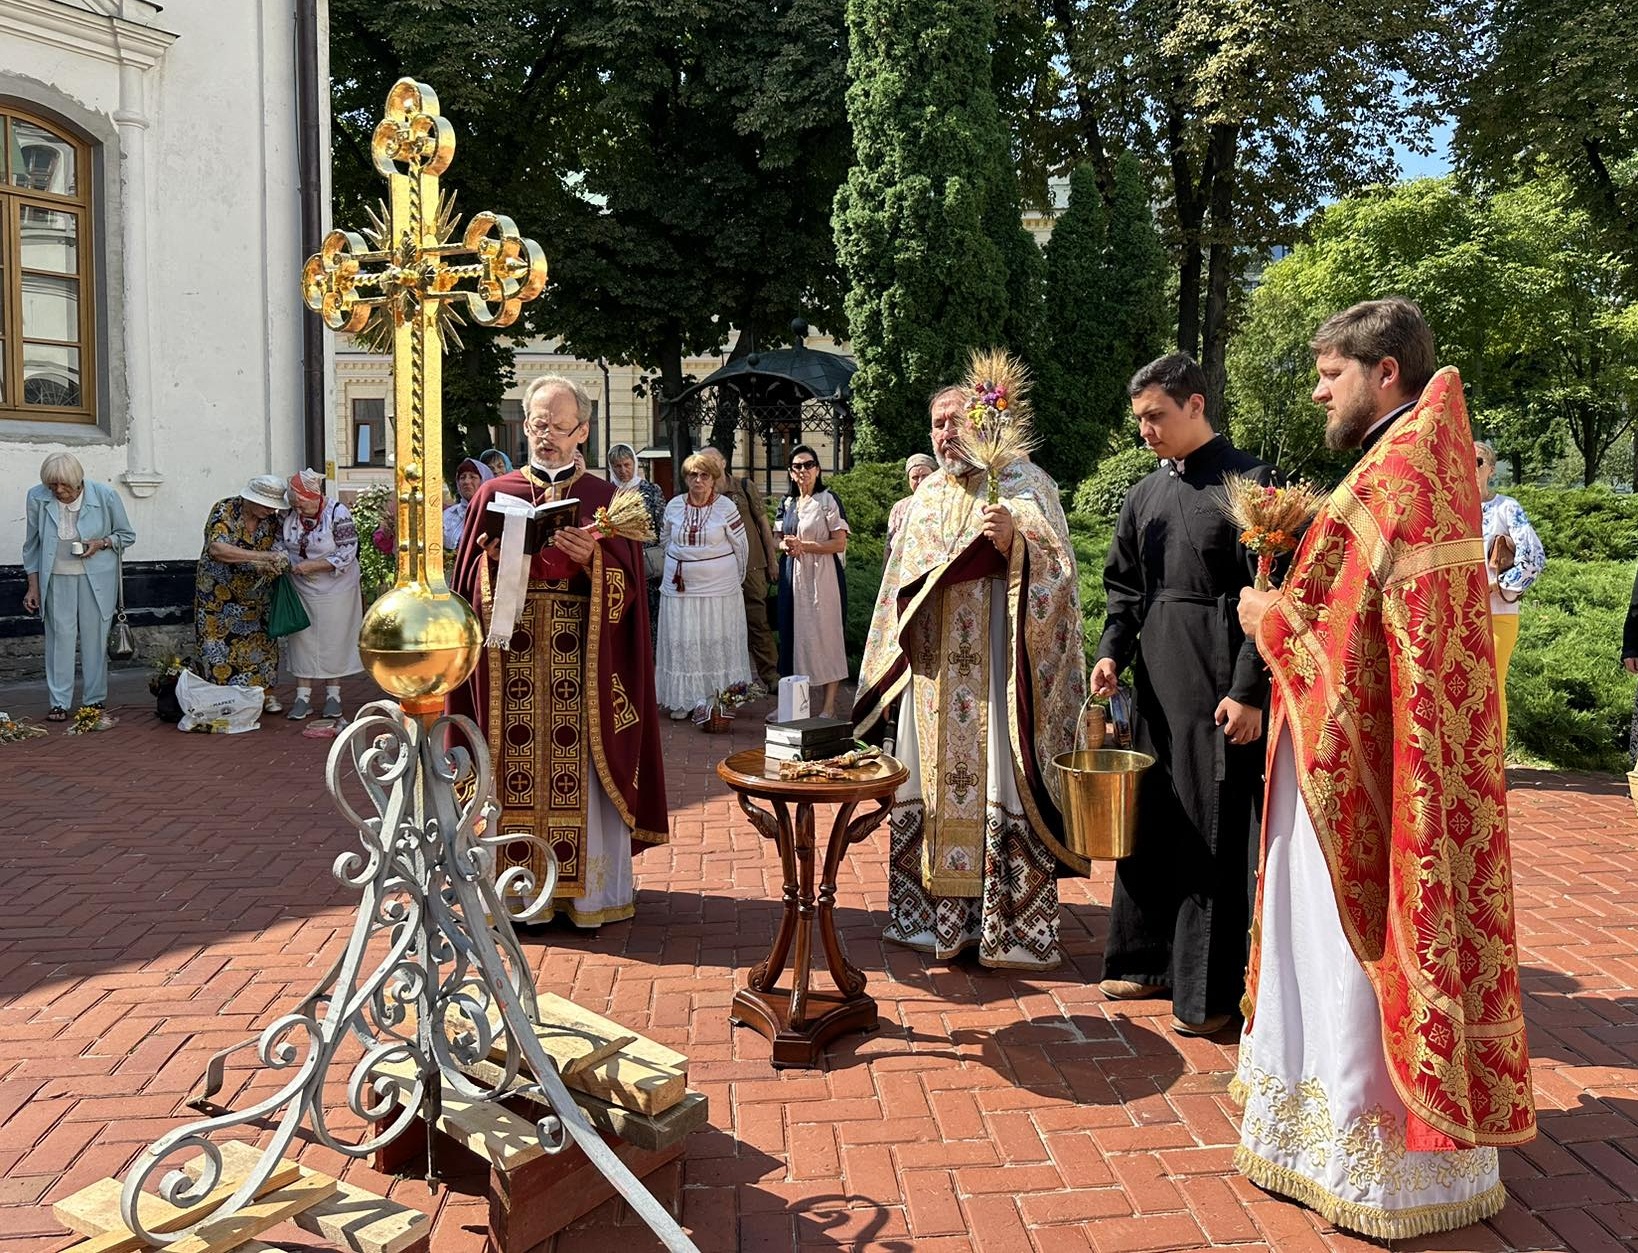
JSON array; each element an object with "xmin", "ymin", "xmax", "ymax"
[{"xmin": 1475, "ymin": 442, "xmax": 1545, "ymax": 745}]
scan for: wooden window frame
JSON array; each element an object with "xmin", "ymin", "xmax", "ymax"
[
  {"xmin": 1, "ymin": 107, "xmax": 96, "ymax": 425},
  {"xmin": 351, "ymin": 396, "xmax": 388, "ymax": 467}
]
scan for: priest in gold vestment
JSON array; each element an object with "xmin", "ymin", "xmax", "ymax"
[
  {"xmin": 449, "ymin": 375, "xmax": 667, "ymax": 927},
  {"xmin": 1234, "ymin": 300, "xmax": 1534, "ymax": 1239},
  {"xmin": 854, "ymin": 387, "xmax": 1088, "ymax": 970}
]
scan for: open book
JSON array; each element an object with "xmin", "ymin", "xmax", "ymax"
[{"xmin": 486, "ymin": 493, "xmax": 580, "ymax": 556}]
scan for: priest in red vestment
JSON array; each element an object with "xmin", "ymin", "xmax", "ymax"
[
  {"xmin": 1234, "ymin": 299, "xmax": 1534, "ymax": 1239},
  {"xmin": 448, "ymin": 374, "xmax": 667, "ymax": 927}
]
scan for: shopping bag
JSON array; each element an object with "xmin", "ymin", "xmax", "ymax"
[
  {"xmin": 267, "ymin": 573, "xmax": 311, "ymax": 639},
  {"xmin": 175, "ymin": 669, "xmax": 264, "ymax": 734}
]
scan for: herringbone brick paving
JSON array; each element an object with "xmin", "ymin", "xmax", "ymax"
[{"xmin": 2, "ymin": 670, "xmax": 1635, "ymax": 1251}]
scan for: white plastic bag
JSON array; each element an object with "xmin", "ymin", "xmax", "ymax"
[{"xmin": 175, "ymin": 669, "xmax": 264, "ymax": 734}]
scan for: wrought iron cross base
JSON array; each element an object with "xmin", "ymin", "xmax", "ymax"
[{"xmin": 120, "ymin": 701, "xmax": 697, "ymax": 1253}]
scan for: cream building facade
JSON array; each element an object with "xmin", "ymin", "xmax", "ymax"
[{"xmin": 0, "ymin": 0, "xmax": 329, "ymax": 676}]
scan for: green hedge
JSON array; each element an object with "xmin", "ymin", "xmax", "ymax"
[
  {"xmin": 1510, "ymin": 559, "xmax": 1634, "ymax": 772},
  {"xmin": 1073, "ymin": 446, "xmax": 1154, "ymax": 519},
  {"xmin": 1510, "ymin": 485, "xmax": 1638, "ymax": 562}
]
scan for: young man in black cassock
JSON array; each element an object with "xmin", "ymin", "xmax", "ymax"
[{"xmin": 1091, "ymin": 354, "xmax": 1282, "ymax": 1037}]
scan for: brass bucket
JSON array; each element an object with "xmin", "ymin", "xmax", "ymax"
[{"xmin": 1052, "ymin": 748, "xmax": 1154, "ymax": 861}]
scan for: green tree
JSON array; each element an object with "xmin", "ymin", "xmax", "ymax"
[
  {"xmin": 1453, "ymin": 1, "xmax": 1638, "ymax": 270},
  {"xmin": 1227, "ymin": 177, "xmax": 1638, "ymax": 485},
  {"xmin": 1036, "ymin": 154, "xmax": 1167, "ymax": 482},
  {"xmin": 328, "ymin": 0, "xmax": 851, "ymax": 474},
  {"xmin": 995, "ymin": 0, "xmax": 1474, "ymax": 421},
  {"xmin": 834, "ymin": 0, "xmax": 1038, "ymax": 459}
]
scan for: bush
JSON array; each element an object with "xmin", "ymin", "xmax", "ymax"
[
  {"xmin": 1510, "ymin": 485, "xmax": 1638, "ymax": 562},
  {"xmin": 1510, "ymin": 559, "xmax": 1635, "ymax": 772},
  {"xmin": 1073, "ymin": 446, "xmax": 1154, "ymax": 519}
]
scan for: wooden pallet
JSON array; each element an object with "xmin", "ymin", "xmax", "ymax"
[{"xmin": 54, "ymin": 1140, "xmax": 428, "ymax": 1253}]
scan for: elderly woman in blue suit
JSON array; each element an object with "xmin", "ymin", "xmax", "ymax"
[{"xmin": 21, "ymin": 452, "xmax": 137, "ymax": 721}]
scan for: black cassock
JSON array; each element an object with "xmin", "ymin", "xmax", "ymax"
[{"xmin": 1096, "ymin": 435, "xmax": 1277, "ymax": 1023}]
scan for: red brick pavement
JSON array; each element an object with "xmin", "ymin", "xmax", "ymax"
[{"xmin": 1, "ymin": 671, "xmax": 1636, "ymax": 1251}]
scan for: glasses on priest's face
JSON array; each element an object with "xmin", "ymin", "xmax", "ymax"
[{"xmin": 790, "ymin": 461, "xmax": 818, "ymax": 473}]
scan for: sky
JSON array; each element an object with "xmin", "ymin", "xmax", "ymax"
[{"xmin": 1393, "ymin": 119, "xmax": 1455, "ymax": 181}]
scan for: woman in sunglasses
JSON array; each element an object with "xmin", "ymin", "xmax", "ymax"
[{"xmin": 775, "ymin": 444, "xmax": 850, "ymax": 719}]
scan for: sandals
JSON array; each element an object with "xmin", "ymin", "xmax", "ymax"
[{"xmin": 47, "ymin": 706, "xmax": 68, "ymax": 722}]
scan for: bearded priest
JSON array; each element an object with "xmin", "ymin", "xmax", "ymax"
[
  {"xmin": 1234, "ymin": 299, "xmax": 1535, "ymax": 1239},
  {"xmin": 448, "ymin": 374, "xmax": 668, "ymax": 927},
  {"xmin": 853, "ymin": 385, "xmax": 1089, "ymax": 970}
]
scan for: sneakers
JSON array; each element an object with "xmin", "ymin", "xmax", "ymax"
[
  {"xmin": 263, "ymin": 695, "xmax": 283, "ymax": 714},
  {"xmin": 670, "ymin": 706, "xmax": 691, "ymax": 721},
  {"xmin": 1170, "ymin": 1013, "xmax": 1234, "ymax": 1037},
  {"xmin": 287, "ymin": 696, "xmax": 312, "ymax": 721},
  {"xmin": 1098, "ymin": 978, "xmax": 1169, "ymax": 1000},
  {"xmin": 321, "ymin": 694, "xmax": 343, "ymax": 719}
]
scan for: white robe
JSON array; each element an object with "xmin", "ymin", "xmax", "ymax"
[{"xmin": 1233, "ymin": 729, "xmax": 1504, "ymax": 1240}]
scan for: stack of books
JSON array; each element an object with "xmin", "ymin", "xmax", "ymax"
[{"xmin": 765, "ymin": 715, "xmax": 856, "ymax": 763}]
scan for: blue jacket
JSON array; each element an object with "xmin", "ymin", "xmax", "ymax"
[{"xmin": 22, "ymin": 481, "xmax": 137, "ymax": 618}]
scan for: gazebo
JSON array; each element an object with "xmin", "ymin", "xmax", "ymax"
[{"xmin": 669, "ymin": 321, "xmax": 857, "ymax": 496}]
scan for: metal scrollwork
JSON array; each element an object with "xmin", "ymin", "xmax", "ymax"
[{"xmin": 120, "ymin": 702, "xmax": 698, "ymax": 1252}]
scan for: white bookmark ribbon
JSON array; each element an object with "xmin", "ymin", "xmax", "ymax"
[{"xmin": 484, "ymin": 492, "xmax": 536, "ymax": 649}]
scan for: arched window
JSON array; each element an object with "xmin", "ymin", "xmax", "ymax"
[{"xmin": 2, "ymin": 106, "xmax": 95, "ymax": 423}]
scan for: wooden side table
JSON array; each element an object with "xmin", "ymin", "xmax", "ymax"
[{"xmin": 717, "ymin": 748, "xmax": 908, "ymax": 1069}]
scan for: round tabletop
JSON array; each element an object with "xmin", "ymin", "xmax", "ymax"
[{"xmin": 717, "ymin": 747, "xmax": 907, "ymax": 802}]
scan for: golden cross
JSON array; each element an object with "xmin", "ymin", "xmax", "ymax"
[{"xmin": 302, "ymin": 77, "xmax": 547, "ymax": 596}]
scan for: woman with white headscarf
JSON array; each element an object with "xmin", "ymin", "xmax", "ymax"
[
  {"xmin": 277, "ymin": 469, "xmax": 364, "ymax": 720},
  {"xmin": 195, "ymin": 475, "xmax": 290, "ymax": 709},
  {"xmin": 443, "ymin": 456, "xmax": 494, "ymax": 550},
  {"xmin": 608, "ymin": 442, "xmax": 665, "ymax": 630}
]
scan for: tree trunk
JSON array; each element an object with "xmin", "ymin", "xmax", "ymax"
[
  {"xmin": 1050, "ymin": 0, "xmax": 1113, "ymax": 197},
  {"xmin": 1200, "ymin": 124, "xmax": 1239, "ymax": 427},
  {"xmin": 1166, "ymin": 86, "xmax": 1212, "ymax": 359},
  {"xmin": 660, "ymin": 323, "xmax": 689, "ymax": 492}
]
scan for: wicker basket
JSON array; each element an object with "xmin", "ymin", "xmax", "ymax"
[{"xmin": 701, "ymin": 708, "xmax": 735, "ymax": 734}]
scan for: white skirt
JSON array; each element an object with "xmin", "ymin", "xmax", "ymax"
[
  {"xmin": 284, "ymin": 570, "xmax": 364, "ymax": 679},
  {"xmin": 1233, "ymin": 729, "xmax": 1503, "ymax": 1240},
  {"xmin": 653, "ymin": 590, "xmax": 753, "ymax": 710}
]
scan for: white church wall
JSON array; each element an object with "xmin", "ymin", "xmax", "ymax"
[{"xmin": 0, "ymin": 0, "xmax": 309, "ymax": 568}]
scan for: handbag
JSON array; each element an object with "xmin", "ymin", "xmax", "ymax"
[
  {"xmin": 268, "ymin": 571, "xmax": 312, "ymax": 639},
  {"xmin": 107, "ymin": 547, "xmax": 136, "ymax": 661}
]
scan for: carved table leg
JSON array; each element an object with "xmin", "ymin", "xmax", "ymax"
[
  {"xmin": 819, "ymin": 797, "xmax": 893, "ymax": 1000},
  {"xmin": 786, "ymin": 803, "xmax": 818, "ymax": 1027},
  {"xmin": 740, "ymin": 794, "xmax": 795, "ymax": 993}
]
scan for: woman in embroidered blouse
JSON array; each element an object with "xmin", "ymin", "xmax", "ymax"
[
  {"xmin": 776, "ymin": 443, "xmax": 851, "ymax": 719},
  {"xmin": 1474, "ymin": 441, "xmax": 1545, "ymax": 743},
  {"xmin": 655, "ymin": 450, "xmax": 754, "ymax": 719},
  {"xmin": 884, "ymin": 452, "xmax": 936, "ymax": 566},
  {"xmin": 276, "ymin": 469, "xmax": 364, "ymax": 721}
]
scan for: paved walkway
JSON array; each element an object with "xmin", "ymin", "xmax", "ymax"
[{"xmin": 1, "ymin": 670, "xmax": 1636, "ymax": 1252}]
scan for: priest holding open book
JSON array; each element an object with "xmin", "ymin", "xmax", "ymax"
[{"xmin": 448, "ymin": 374, "xmax": 668, "ymax": 928}]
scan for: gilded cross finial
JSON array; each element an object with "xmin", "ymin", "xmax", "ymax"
[{"xmin": 301, "ymin": 77, "xmax": 548, "ymax": 705}]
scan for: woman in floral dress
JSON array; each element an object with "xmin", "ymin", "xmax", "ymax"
[{"xmin": 194, "ymin": 476, "xmax": 289, "ymax": 709}]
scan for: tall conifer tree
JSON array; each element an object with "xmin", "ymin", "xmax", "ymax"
[
  {"xmin": 1036, "ymin": 154, "xmax": 1167, "ymax": 482},
  {"xmin": 834, "ymin": 0, "xmax": 1036, "ymax": 458}
]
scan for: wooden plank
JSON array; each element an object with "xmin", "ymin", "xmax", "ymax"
[
  {"xmin": 164, "ymin": 1170, "xmax": 337, "ymax": 1253},
  {"xmin": 209, "ymin": 1141, "xmax": 429, "ymax": 1253},
  {"xmin": 465, "ymin": 1055, "xmax": 708, "ymax": 1153},
  {"xmin": 400, "ymin": 994, "xmax": 688, "ymax": 1115},
  {"xmin": 536, "ymin": 992, "xmax": 688, "ymax": 1072},
  {"xmin": 61, "ymin": 1162, "xmax": 302, "ymax": 1253},
  {"xmin": 54, "ymin": 1145, "xmax": 297, "ymax": 1239},
  {"xmin": 375, "ymin": 1060, "xmax": 546, "ymax": 1172}
]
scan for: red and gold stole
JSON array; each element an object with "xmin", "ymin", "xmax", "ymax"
[{"xmin": 1248, "ymin": 368, "xmax": 1535, "ymax": 1150}]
